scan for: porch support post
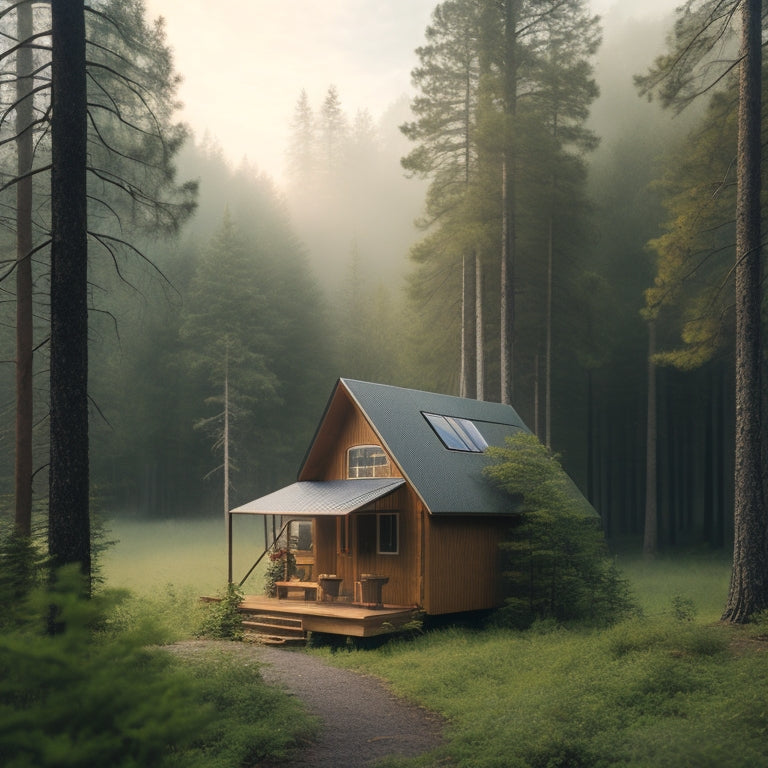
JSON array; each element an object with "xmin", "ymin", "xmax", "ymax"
[{"xmin": 227, "ymin": 510, "xmax": 233, "ymax": 584}]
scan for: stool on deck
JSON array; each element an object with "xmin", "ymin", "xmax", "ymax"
[{"xmin": 354, "ymin": 574, "xmax": 389, "ymax": 609}]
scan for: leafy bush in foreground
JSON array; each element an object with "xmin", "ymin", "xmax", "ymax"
[
  {"xmin": 0, "ymin": 566, "xmax": 313, "ymax": 767},
  {"xmin": 484, "ymin": 432, "xmax": 636, "ymax": 628}
]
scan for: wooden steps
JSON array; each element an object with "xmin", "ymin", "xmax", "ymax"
[{"xmin": 240, "ymin": 610, "xmax": 306, "ymax": 645}]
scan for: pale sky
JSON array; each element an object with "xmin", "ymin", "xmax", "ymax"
[{"xmin": 143, "ymin": 0, "xmax": 680, "ymax": 185}]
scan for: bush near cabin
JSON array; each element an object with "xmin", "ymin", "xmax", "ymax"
[{"xmin": 484, "ymin": 432, "xmax": 635, "ymax": 628}]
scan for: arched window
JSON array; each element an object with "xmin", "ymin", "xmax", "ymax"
[{"xmin": 347, "ymin": 445, "xmax": 391, "ymax": 478}]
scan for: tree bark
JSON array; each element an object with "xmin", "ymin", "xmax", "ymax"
[
  {"xmin": 500, "ymin": 0, "xmax": 518, "ymax": 405},
  {"xmin": 48, "ymin": 0, "xmax": 90, "ymax": 585},
  {"xmin": 14, "ymin": 0, "xmax": 34, "ymax": 537},
  {"xmin": 475, "ymin": 254, "xmax": 485, "ymax": 401},
  {"xmin": 722, "ymin": 0, "xmax": 766, "ymax": 623},
  {"xmin": 545, "ymin": 212, "xmax": 553, "ymax": 447},
  {"xmin": 460, "ymin": 251, "xmax": 477, "ymax": 398},
  {"xmin": 223, "ymin": 344, "xmax": 230, "ymax": 537},
  {"xmin": 643, "ymin": 319, "xmax": 658, "ymax": 558}
]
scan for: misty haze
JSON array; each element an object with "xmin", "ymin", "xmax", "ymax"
[{"xmin": 2, "ymin": 1, "xmax": 767, "ymax": 766}]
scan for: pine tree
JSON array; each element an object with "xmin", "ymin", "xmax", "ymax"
[
  {"xmin": 403, "ymin": 0, "xmax": 600, "ymax": 418},
  {"xmin": 49, "ymin": 0, "xmax": 90, "ymax": 584},
  {"xmin": 638, "ymin": 0, "xmax": 766, "ymax": 621},
  {"xmin": 179, "ymin": 213, "xmax": 280, "ymax": 513}
]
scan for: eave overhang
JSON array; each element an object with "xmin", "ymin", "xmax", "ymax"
[{"xmin": 229, "ymin": 478, "xmax": 406, "ymax": 517}]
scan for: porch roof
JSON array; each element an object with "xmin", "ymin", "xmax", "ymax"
[{"xmin": 229, "ymin": 478, "xmax": 405, "ymax": 516}]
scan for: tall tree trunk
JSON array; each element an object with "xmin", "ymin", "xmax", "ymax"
[
  {"xmin": 545, "ymin": 212, "xmax": 553, "ymax": 447},
  {"xmin": 49, "ymin": 0, "xmax": 90, "ymax": 586},
  {"xmin": 500, "ymin": 0, "xmax": 518, "ymax": 405},
  {"xmin": 722, "ymin": 0, "xmax": 767, "ymax": 623},
  {"xmin": 14, "ymin": 0, "xmax": 34, "ymax": 538},
  {"xmin": 643, "ymin": 319, "xmax": 658, "ymax": 558},
  {"xmin": 223, "ymin": 345, "xmax": 230, "ymax": 533},
  {"xmin": 475, "ymin": 254, "xmax": 485, "ymax": 401},
  {"xmin": 460, "ymin": 251, "xmax": 476, "ymax": 398}
]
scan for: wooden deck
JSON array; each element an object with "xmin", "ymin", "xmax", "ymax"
[{"xmin": 237, "ymin": 594, "xmax": 420, "ymax": 639}]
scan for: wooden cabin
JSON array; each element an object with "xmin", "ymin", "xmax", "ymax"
[{"xmin": 227, "ymin": 378, "xmax": 532, "ymax": 641}]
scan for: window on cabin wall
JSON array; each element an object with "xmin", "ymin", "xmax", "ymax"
[
  {"xmin": 357, "ymin": 512, "xmax": 400, "ymax": 555},
  {"xmin": 378, "ymin": 512, "xmax": 398, "ymax": 554},
  {"xmin": 347, "ymin": 445, "xmax": 391, "ymax": 478}
]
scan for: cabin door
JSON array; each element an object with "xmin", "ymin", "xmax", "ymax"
[{"xmin": 355, "ymin": 513, "xmax": 378, "ymax": 576}]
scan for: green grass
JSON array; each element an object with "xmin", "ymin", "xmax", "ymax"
[
  {"xmin": 0, "ymin": 563, "xmax": 317, "ymax": 768},
  {"xmin": 318, "ymin": 554, "xmax": 768, "ymax": 768},
  {"xmin": 95, "ymin": 522, "xmax": 765, "ymax": 768},
  {"xmin": 617, "ymin": 551, "xmax": 732, "ymax": 622},
  {"xmin": 99, "ymin": 515, "xmax": 269, "ymax": 597}
]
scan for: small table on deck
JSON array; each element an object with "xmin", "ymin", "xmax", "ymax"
[{"xmin": 355, "ymin": 575, "xmax": 389, "ymax": 609}]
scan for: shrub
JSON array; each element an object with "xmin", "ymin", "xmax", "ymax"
[
  {"xmin": 0, "ymin": 567, "xmax": 313, "ymax": 767},
  {"xmin": 197, "ymin": 582, "xmax": 244, "ymax": 640},
  {"xmin": 0, "ymin": 529, "xmax": 45, "ymax": 631},
  {"xmin": 484, "ymin": 432, "xmax": 636, "ymax": 628},
  {"xmin": 0, "ymin": 566, "xmax": 209, "ymax": 768},
  {"xmin": 263, "ymin": 547, "xmax": 296, "ymax": 597}
]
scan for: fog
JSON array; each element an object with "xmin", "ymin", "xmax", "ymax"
[
  {"xmin": 142, "ymin": 0, "xmax": 680, "ymax": 185},
  {"xmin": 147, "ymin": 0, "xmax": 686, "ymax": 292}
]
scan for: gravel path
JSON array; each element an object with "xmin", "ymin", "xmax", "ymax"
[{"xmin": 170, "ymin": 641, "xmax": 445, "ymax": 767}]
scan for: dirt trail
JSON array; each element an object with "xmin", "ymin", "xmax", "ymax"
[{"xmin": 170, "ymin": 641, "xmax": 445, "ymax": 767}]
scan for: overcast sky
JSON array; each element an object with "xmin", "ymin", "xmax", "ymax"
[{"xmin": 143, "ymin": 0, "xmax": 679, "ymax": 184}]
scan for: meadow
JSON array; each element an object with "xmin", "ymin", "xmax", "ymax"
[
  {"xmin": 97, "ymin": 517, "xmax": 767, "ymax": 768},
  {"xmin": 320, "ymin": 553, "xmax": 766, "ymax": 768},
  {"xmin": 99, "ymin": 514, "xmax": 269, "ymax": 596}
]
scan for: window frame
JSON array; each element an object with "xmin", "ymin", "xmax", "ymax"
[
  {"xmin": 422, "ymin": 412, "xmax": 489, "ymax": 452},
  {"xmin": 347, "ymin": 444, "xmax": 391, "ymax": 478},
  {"xmin": 376, "ymin": 512, "xmax": 399, "ymax": 555}
]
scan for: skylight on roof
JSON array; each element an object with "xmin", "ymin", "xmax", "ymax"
[{"xmin": 423, "ymin": 412, "xmax": 489, "ymax": 452}]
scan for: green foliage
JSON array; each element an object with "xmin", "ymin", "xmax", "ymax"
[
  {"xmin": 263, "ymin": 548, "xmax": 296, "ymax": 598},
  {"xmin": 0, "ymin": 566, "xmax": 207, "ymax": 767},
  {"xmin": 0, "ymin": 530, "xmax": 45, "ymax": 631},
  {"xmin": 670, "ymin": 594, "xmax": 697, "ymax": 622},
  {"xmin": 177, "ymin": 648, "xmax": 318, "ymax": 768},
  {"xmin": 484, "ymin": 432, "xmax": 635, "ymax": 627},
  {"xmin": 325, "ymin": 590, "xmax": 766, "ymax": 768},
  {"xmin": 0, "ymin": 566, "xmax": 314, "ymax": 768},
  {"xmin": 197, "ymin": 583, "xmax": 244, "ymax": 641}
]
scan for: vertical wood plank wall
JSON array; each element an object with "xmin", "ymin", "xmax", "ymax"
[
  {"xmin": 305, "ymin": 390, "xmax": 420, "ymax": 606},
  {"xmin": 423, "ymin": 516, "xmax": 508, "ymax": 614},
  {"xmin": 301, "ymin": 387, "xmax": 511, "ymax": 613}
]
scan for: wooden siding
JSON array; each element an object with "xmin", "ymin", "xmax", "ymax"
[
  {"xmin": 294, "ymin": 384, "xmax": 510, "ymax": 616},
  {"xmin": 423, "ymin": 515, "xmax": 511, "ymax": 614},
  {"xmin": 296, "ymin": 390, "xmax": 422, "ymax": 607}
]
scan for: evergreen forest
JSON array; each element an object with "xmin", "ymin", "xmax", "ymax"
[{"xmin": 0, "ymin": 0, "xmax": 764, "ymax": 564}]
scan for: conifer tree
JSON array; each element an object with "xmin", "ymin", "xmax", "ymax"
[
  {"xmin": 48, "ymin": 0, "xmax": 90, "ymax": 582},
  {"xmin": 638, "ymin": 0, "xmax": 766, "ymax": 621},
  {"xmin": 0, "ymin": 0, "xmax": 195, "ymax": 580},
  {"xmin": 403, "ymin": 0, "xmax": 600, "ymax": 417}
]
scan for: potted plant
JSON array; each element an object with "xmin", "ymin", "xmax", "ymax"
[{"xmin": 264, "ymin": 547, "xmax": 296, "ymax": 597}]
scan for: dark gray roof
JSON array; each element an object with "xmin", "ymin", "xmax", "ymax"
[
  {"xmin": 322, "ymin": 379, "xmax": 530, "ymax": 516},
  {"xmin": 230, "ymin": 478, "xmax": 405, "ymax": 516}
]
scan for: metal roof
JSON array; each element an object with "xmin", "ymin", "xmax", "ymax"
[
  {"xmin": 319, "ymin": 379, "xmax": 530, "ymax": 516},
  {"xmin": 229, "ymin": 478, "xmax": 405, "ymax": 516}
]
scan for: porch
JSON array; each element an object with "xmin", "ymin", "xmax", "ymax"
[{"xmin": 237, "ymin": 593, "xmax": 420, "ymax": 643}]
